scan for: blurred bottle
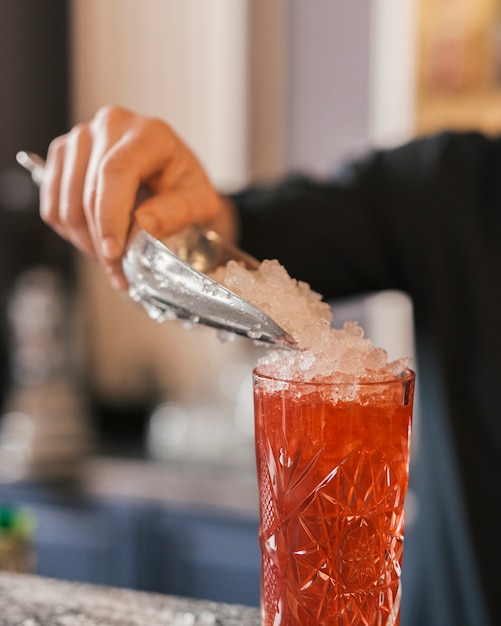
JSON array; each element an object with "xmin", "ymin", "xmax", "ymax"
[
  {"xmin": 0, "ymin": 267, "xmax": 93, "ymax": 483},
  {"xmin": 0, "ymin": 505, "xmax": 36, "ymax": 573}
]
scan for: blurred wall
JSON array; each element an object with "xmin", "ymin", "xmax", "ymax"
[
  {"xmin": 70, "ymin": 1, "xmax": 258, "ymax": 432},
  {"xmin": 71, "ymin": 0, "xmax": 417, "ymax": 181},
  {"xmin": 369, "ymin": 0, "xmax": 417, "ymax": 148},
  {"xmin": 286, "ymin": 1, "xmax": 371, "ymax": 174},
  {"xmin": 70, "ymin": 0, "xmax": 291, "ymax": 423},
  {"xmin": 71, "ymin": 0, "xmax": 251, "ymax": 192},
  {"xmin": 286, "ymin": 0, "xmax": 417, "ymax": 175},
  {"xmin": 68, "ymin": 0, "xmax": 418, "ymax": 442}
]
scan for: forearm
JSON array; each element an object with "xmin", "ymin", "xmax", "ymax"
[
  {"xmin": 232, "ymin": 174, "xmax": 396, "ymax": 299},
  {"xmin": 231, "ymin": 131, "xmax": 501, "ymax": 303}
]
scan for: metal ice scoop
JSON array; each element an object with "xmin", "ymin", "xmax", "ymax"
[{"xmin": 17, "ymin": 150, "xmax": 296, "ymax": 350}]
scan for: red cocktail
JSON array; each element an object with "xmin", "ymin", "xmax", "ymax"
[{"xmin": 254, "ymin": 369, "xmax": 415, "ymax": 626}]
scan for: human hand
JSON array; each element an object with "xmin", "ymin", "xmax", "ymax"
[{"xmin": 40, "ymin": 105, "xmax": 229, "ymax": 290}]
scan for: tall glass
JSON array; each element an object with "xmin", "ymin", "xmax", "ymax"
[{"xmin": 253, "ymin": 368, "xmax": 415, "ymax": 626}]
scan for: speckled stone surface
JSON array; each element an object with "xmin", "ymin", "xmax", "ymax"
[{"xmin": 0, "ymin": 572, "xmax": 261, "ymax": 625}]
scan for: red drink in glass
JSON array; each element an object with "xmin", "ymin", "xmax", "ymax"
[{"xmin": 254, "ymin": 369, "xmax": 415, "ymax": 626}]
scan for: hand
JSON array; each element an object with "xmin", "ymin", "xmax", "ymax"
[{"xmin": 40, "ymin": 105, "xmax": 229, "ymax": 290}]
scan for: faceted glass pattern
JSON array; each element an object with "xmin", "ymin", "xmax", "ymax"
[{"xmin": 254, "ymin": 372, "xmax": 414, "ymax": 626}]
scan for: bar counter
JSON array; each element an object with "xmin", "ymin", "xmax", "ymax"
[{"xmin": 0, "ymin": 572, "xmax": 261, "ymax": 625}]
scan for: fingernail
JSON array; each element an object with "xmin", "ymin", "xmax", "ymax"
[
  {"xmin": 109, "ymin": 273, "xmax": 128, "ymax": 292},
  {"xmin": 102, "ymin": 237, "xmax": 121, "ymax": 260}
]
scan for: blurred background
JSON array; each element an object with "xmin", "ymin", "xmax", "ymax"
[{"xmin": 0, "ymin": 0, "xmax": 499, "ymax": 612}]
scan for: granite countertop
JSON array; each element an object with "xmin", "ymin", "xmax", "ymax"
[{"xmin": 0, "ymin": 572, "xmax": 261, "ymax": 626}]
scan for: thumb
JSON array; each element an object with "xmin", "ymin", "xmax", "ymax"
[{"xmin": 134, "ymin": 186, "xmax": 220, "ymax": 239}]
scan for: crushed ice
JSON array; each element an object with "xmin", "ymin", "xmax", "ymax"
[{"xmin": 212, "ymin": 259, "xmax": 410, "ymax": 384}]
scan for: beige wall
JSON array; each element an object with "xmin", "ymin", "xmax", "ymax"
[
  {"xmin": 69, "ymin": 0, "xmax": 417, "ymax": 405},
  {"xmin": 70, "ymin": 0, "xmax": 290, "ymax": 404},
  {"xmin": 369, "ymin": 0, "xmax": 418, "ymax": 147},
  {"xmin": 72, "ymin": 0, "xmax": 253, "ymax": 191}
]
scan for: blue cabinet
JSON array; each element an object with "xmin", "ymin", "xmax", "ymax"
[
  {"xmin": 27, "ymin": 501, "xmax": 143, "ymax": 589},
  {"xmin": 0, "ymin": 483, "xmax": 261, "ymax": 607},
  {"xmin": 156, "ymin": 507, "xmax": 260, "ymax": 606}
]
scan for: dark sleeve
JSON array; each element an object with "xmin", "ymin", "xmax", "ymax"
[{"xmin": 232, "ymin": 131, "xmax": 501, "ymax": 302}]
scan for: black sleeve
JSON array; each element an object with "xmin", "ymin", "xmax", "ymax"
[{"xmin": 232, "ymin": 131, "xmax": 501, "ymax": 303}]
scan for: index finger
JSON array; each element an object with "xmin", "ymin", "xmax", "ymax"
[{"xmin": 92, "ymin": 120, "xmax": 179, "ymax": 265}]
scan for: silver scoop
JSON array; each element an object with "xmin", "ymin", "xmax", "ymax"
[{"xmin": 17, "ymin": 150, "xmax": 296, "ymax": 350}]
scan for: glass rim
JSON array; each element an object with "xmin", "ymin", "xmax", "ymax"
[{"xmin": 252, "ymin": 366, "xmax": 415, "ymax": 389}]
